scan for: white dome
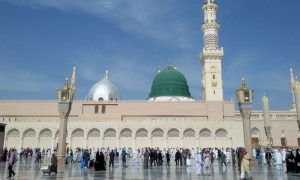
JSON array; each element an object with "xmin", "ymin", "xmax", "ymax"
[{"xmin": 86, "ymin": 70, "xmax": 119, "ymax": 101}]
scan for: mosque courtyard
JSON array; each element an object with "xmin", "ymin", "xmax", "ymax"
[{"xmin": 0, "ymin": 158, "xmax": 299, "ymax": 180}]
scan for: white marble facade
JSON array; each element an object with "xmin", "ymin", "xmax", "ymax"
[{"xmin": 1, "ymin": 100, "xmax": 299, "ymax": 151}]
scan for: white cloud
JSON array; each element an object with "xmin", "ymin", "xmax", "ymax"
[{"xmin": 7, "ymin": 0, "xmax": 195, "ymax": 49}]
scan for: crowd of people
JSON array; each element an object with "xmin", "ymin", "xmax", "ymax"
[
  {"xmin": 260, "ymin": 148, "xmax": 300, "ymax": 173},
  {"xmin": 1, "ymin": 146, "xmax": 300, "ymax": 178}
]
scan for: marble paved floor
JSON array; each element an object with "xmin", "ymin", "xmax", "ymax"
[{"xmin": 0, "ymin": 158, "xmax": 299, "ymax": 180}]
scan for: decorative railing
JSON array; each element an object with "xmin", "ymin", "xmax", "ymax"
[{"xmin": 235, "ymin": 111, "xmax": 297, "ymax": 121}]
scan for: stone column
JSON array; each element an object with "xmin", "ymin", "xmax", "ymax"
[
  {"xmin": 19, "ymin": 129, "xmax": 24, "ymax": 152},
  {"xmin": 117, "ymin": 137, "xmax": 120, "ymax": 149},
  {"xmin": 52, "ymin": 138, "xmax": 55, "ymax": 150},
  {"xmin": 100, "ymin": 137, "xmax": 104, "ymax": 147},
  {"xmin": 85, "ymin": 137, "xmax": 88, "ymax": 149},
  {"xmin": 180, "ymin": 137, "xmax": 183, "ymax": 147},
  {"xmin": 132, "ymin": 137, "xmax": 136, "ymax": 150},
  {"xmin": 36, "ymin": 137, "xmax": 39, "ymax": 148},
  {"xmin": 240, "ymin": 104, "xmax": 252, "ymax": 155},
  {"xmin": 57, "ymin": 102, "xmax": 71, "ymax": 173},
  {"xmin": 164, "ymin": 137, "xmax": 168, "ymax": 148},
  {"xmin": 149, "ymin": 137, "xmax": 152, "ymax": 147},
  {"xmin": 196, "ymin": 137, "xmax": 199, "ymax": 148}
]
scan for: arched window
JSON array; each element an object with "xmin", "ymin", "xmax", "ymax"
[
  {"xmin": 39, "ymin": 129, "xmax": 52, "ymax": 138},
  {"xmin": 120, "ymin": 129, "xmax": 132, "ymax": 137},
  {"xmin": 6, "ymin": 129, "xmax": 20, "ymax": 138},
  {"xmin": 183, "ymin": 129, "xmax": 196, "ymax": 137},
  {"xmin": 167, "ymin": 128, "xmax": 180, "ymax": 137},
  {"xmin": 199, "ymin": 128, "xmax": 212, "ymax": 137},
  {"xmin": 87, "ymin": 129, "xmax": 100, "ymax": 138},
  {"xmin": 71, "ymin": 129, "xmax": 84, "ymax": 138},
  {"xmin": 136, "ymin": 129, "xmax": 148, "ymax": 137},
  {"xmin": 23, "ymin": 129, "xmax": 36, "ymax": 138},
  {"xmin": 104, "ymin": 128, "xmax": 116, "ymax": 137},
  {"xmin": 215, "ymin": 128, "xmax": 228, "ymax": 137},
  {"xmin": 152, "ymin": 129, "xmax": 164, "ymax": 137}
]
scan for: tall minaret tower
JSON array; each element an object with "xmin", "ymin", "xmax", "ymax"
[
  {"xmin": 290, "ymin": 68, "xmax": 296, "ymax": 110},
  {"xmin": 200, "ymin": 0, "xmax": 224, "ymax": 101}
]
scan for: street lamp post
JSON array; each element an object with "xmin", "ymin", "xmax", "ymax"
[
  {"xmin": 236, "ymin": 78, "xmax": 254, "ymax": 156},
  {"xmin": 56, "ymin": 66, "xmax": 76, "ymax": 172},
  {"xmin": 262, "ymin": 94, "xmax": 272, "ymax": 148}
]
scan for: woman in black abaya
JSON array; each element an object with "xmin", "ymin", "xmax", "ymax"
[
  {"xmin": 286, "ymin": 151, "xmax": 295, "ymax": 173},
  {"xmin": 99, "ymin": 152, "xmax": 106, "ymax": 170},
  {"xmin": 94, "ymin": 151, "xmax": 101, "ymax": 171}
]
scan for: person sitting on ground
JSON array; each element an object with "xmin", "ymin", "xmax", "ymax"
[{"xmin": 50, "ymin": 153, "xmax": 58, "ymax": 174}]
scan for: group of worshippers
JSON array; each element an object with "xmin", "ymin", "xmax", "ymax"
[
  {"xmin": 77, "ymin": 148, "xmax": 118, "ymax": 171},
  {"xmin": 262, "ymin": 148, "xmax": 300, "ymax": 173}
]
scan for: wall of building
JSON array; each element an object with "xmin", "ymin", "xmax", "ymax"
[{"xmin": 0, "ymin": 100, "xmax": 299, "ymax": 151}]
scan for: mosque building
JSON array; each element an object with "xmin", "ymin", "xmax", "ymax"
[{"xmin": 0, "ymin": 0, "xmax": 299, "ymax": 152}]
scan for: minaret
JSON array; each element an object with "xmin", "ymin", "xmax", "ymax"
[
  {"xmin": 290, "ymin": 68, "xmax": 296, "ymax": 110},
  {"xmin": 71, "ymin": 66, "xmax": 76, "ymax": 93},
  {"xmin": 200, "ymin": 0, "xmax": 224, "ymax": 101}
]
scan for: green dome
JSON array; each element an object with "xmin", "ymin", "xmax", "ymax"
[{"xmin": 149, "ymin": 65, "xmax": 191, "ymax": 98}]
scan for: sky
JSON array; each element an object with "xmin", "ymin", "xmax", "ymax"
[{"xmin": 0, "ymin": 0, "xmax": 299, "ymax": 110}]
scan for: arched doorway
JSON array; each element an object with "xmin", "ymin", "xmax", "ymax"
[
  {"xmin": 135, "ymin": 128, "xmax": 148, "ymax": 148},
  {"xmin": 87, "ymin": 129, "xmax": 100, "ymax": 151},
  {"xmin": 103, "ymin": 128, "xmax": 117, "ymax": 148},
  {"xmin": 214, "ymin": 128, "xmax": 228, "ymax": 148},
  {"xmin": 151, "ymin": 128, "xmax": 164, "ymax": 148},
  {"xmin": 199, "ymin": 128, "xmax": 212, "ymax": 147},
  {"xmin": 71, "ymin": 129, "xmax": 85, "ymax": 150},
  {"xmin": 38, "ymin": 129, "xmax": 52, "ymax": 150},
  {"xmin": 119, "ymin": 128, "xmax": 132, "ymax": 148},
  {"xmin": 167, "ymin": 128, "xmax": 180, "ymax": 148},
  {"xmin": 22, "ymin": 129, "xmax": 36, "ymax": 148},
  {"xmin": 182, "ymin": 128, "xmax": 196, "ymax": 148},
  {"xmin": 5, "ymin": 129, "xmax": 20, "ymax": 149}
]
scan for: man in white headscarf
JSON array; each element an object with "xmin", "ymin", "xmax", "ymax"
[
  {"xmin": 282, "ymin": 149, "xmax": 286, "ymax": 163},
  {"xmin": 275, "ymin": 149, "xmax": 283, "ymax": 171},
  {"xmin": 226, "ymin": 149, "xmax": 231, "ymax": 164},
  {"xmin": 132, "ymin": 149, "xmax": 138, "ymax": 164},
  {"xmin": 252, "ymin": 148, "xmax": 257, "ymax": 159}
]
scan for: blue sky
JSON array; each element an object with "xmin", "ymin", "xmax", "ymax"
[{"xmin": 0, "ymin": 0, "xmax": 299, "ymax": 110}]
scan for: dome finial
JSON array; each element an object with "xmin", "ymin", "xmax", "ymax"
[
  {"xmin": 64, "ymin": 77, "xmax": 69, "ymax": 90},
  {"xmin": 290, "ymin": 67, "xmax": 294, "ymax": 78},
  {"xmin": 157, "ymin": 65, "xmax": 161, "ymax": 73},
  {"xmin": 105, "ymin": 69, "xmax": 109, "ymax": 80},
  {"xmin": 263, "ymin": 91, "xmax": 267, "ymax": 99},
  {"xmin": 241, "ymin": 77, "xmax": 247, "ymax": 91}
]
